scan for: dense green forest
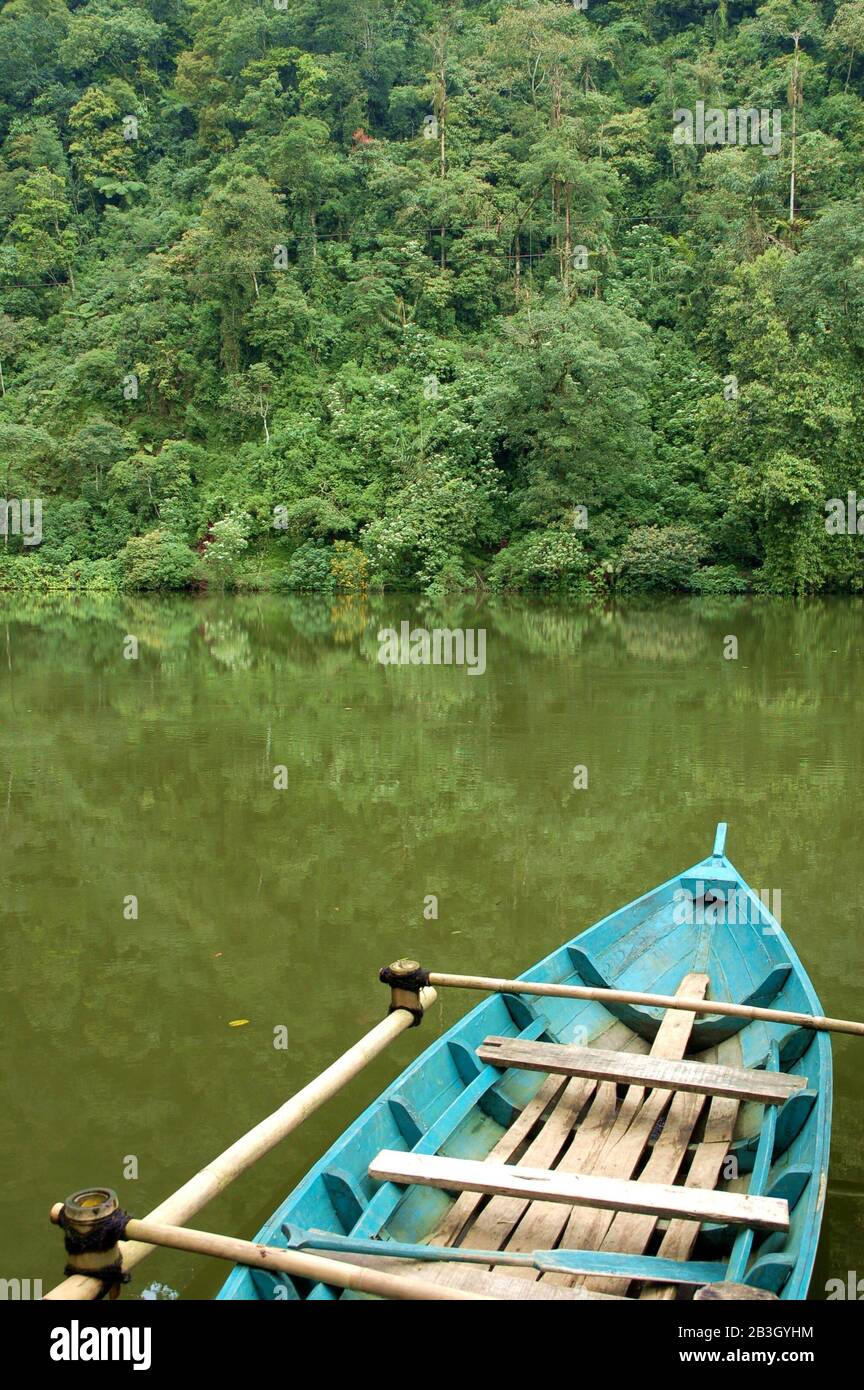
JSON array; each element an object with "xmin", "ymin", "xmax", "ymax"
[{"xmin": 0, "ymin": 0, "xmax": 863, "ymax": 596}]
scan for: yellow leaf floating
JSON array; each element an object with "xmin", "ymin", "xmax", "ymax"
[{"xmin": 229, "ymin": 1019, "xmax": 250, "ymax": 1027}]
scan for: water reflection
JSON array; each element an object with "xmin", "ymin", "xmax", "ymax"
[{"xmin": 0, "ymin": 593, "xmax": 861, "ymax": 1298}]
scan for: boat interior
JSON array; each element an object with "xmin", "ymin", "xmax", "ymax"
[{"xmin": 217, "ymin": 840, "xmax": 830, "ymax": 1302}]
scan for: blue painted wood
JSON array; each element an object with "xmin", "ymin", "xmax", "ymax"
[
  {"xmin": 477, "ymin": 1085, "xmax": 520, "ymax": 1129},
  {"xmin": 568, "ymin": 945, "xmax": 793, "ymax": 1048},
  {"xmin": 447, "ymin": 1039, "xmax": 480, "ymax": 1084},
  {"xmin": 448, "ymin": 1037, "xmax": 525, "ymax": 1127},
  {"xmin": 728, "ymin": 1089, "xmax": 818, "ymax": 1173},
  {"xmin": 281, "ymin": 1226, "xmax": 726, "ymax": 1285},
  {"xmin": 388, "ymin": 1097, "xmax": 425, "ymax": 1147},
  {"xmin": 726, "ymin": 1043, "xmax": 780, "ymax": 1284},
  {"xmin": 744, "ymin": 1253, "xmax": 797, "ymax": 1295},
  {"xmin": 321, "ymin": 1169, "xmax": 367, "ymax": 1231},
  {"xmin": 766, "ymin": 1165, "xmax": 811, "ymax": 1211},
  {"xmin": 216, "ymin": 824, "xmax": 831, "ymax": 1303},
  {"xmin": 502, "ymin": 992, "xmax": 542, "ymax": 1031}
]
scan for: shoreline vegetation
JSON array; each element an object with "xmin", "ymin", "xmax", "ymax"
[
  {"xmin": 0, "ymin": 539, "xmax": 751, "ymax": 597},
  {"xmin": 1, "ymin": 2, "xmax": 864, "ymax": 599}
]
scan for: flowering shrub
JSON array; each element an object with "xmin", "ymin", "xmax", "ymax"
[
  {"xmin": 362, "ymin": 462, "xmax": 501, "ymax": 593},
  {"xmin": 330, "ymin": 540, "xmax": 368, "ymax": 593},
  {"xmin": 616, "ymin": 525, "xmax": 705, "ymax": 593},
  {"xmin": 201, "ymin": 512, "xmax": 251, "ymax": 589},
  {"xmin": 488, "ymin": 530, "xmax": 590, "ymax": 594}
]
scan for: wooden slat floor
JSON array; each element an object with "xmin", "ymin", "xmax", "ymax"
[{"xmin": 419, "ymin": 974, "xmax": 744, "ymax": 1301}]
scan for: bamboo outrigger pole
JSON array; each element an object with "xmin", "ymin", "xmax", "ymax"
[
  {"xmin": 422, "ymin": 970, "xmax": 864, "ymax": 1038},
  {"xmin": 45, "ymin": 964, "xmax": 436, "ymax": 1301},
  {"xmin": 48, "ymin": 1205, "xmax": 487, "ymax": 1302}
]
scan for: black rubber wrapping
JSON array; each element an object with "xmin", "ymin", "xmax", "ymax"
[
  {"xmin": 378, "ymin": 964, "xmax": 430, "ymax": 992},
  {"xmin": 388, "ymin": 1002, "xmax": 424, "ymax": 1026},
  {"xmin": 62, "ymin": 1257, "xmax": 131, "ymax": 1295},
  {"xmin": 59, "ymin": 1205, "xmax": 131, "ymax": 1254},
  {"xmin": 379, "ymin": 963, "xmax": 430, "ymax": 1025},
  {"xmin": 59, "ymin": 1205, "xmax": 132, "ymax": 1294}
]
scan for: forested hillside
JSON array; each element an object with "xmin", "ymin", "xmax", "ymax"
[{"xmin": 1, "ymin": 0, "xmax": 863, "ymax": 595}]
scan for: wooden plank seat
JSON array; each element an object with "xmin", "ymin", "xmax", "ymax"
[
  {"xmin": 422, "ymin": 974, "xmax": 713, "ymax": 1295},
  {"xmin": 408, "ymin": 974, "xmax": 785, "ymax": 1301},
  {"xmin": 639, "ymin": 1095, "xmax": 741, "ymax": 1300},
  {"xmin": 368, "ymin": 1151, "xmax": 790, "ymax": 1232},
  {"xmin": 424, "ymin": 1017, "xmax": 654, "ymax": 1268},
  {"xmin": 515, "ymin": 975, "xmax": 713, "ymax": 1288},
  {"xmin": 476, "ymin": 1038, "xmax": 806, "ymax": 1106},
  {"xmin": 572, "ymin": 1075, "xmax": 709, "ymax": 1295}
]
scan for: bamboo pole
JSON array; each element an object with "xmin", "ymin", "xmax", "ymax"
[
  {"xmin": 426, "ymin": 972, "xmax": 864, "ymax": 1037},
  {"xmin": 48, "ymin": 1209, "xmax": 487, "ymax": 1302},
  {"xmin": 44, "ymin": 987, "xmax": 437, "ymax": 1301}
]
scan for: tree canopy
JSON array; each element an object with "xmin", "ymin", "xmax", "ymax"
[{"xmin": 1, "ymin": 0, "xmax": 863, "ymax": 596}]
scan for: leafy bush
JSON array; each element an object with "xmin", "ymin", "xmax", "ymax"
[
  {"xmin": 755, "ymin": 452, "xmax": 825, "ymax": 597},
  {"xmin": 330, "ymin": 540, "xmax": 368, "ymax": 592},
  {"xmin": 616, "ymin": 525, "xmax": 705, "ymax": 593},
  {"xmin": 276, "ymin": 540, "xmax": 334, "ymax": 593},
  {"xmin": 362, "ymin": 463, "xmax": 501, "ymax": 594},
  {"xmin": 0, "ymin": 554, "xmax": 37, "ymax": 590},
  {"xmin": 58, "ymin": 558, "xmax": 121, "ymax": 591},
  {"xmin": 274, "ymin": 497, "xmax": 353, "ymax": 540},
  {"xmin": 487, "ymin": 530, "xmax": 590, "ymax": 594},
  {"xmin": 119, "ymin": 531, "xmax": 197, "ymax": 590},
  {"xmin": 689, "ymin": 565, "xmax": 749, "ymax": 595},
  {"xmin": 424, "ymin": 555, "xmax": 471, "ymax": 599},
  {"xmin": 0, "ymin": 555, "xmax": 121, "ymax": 592}
]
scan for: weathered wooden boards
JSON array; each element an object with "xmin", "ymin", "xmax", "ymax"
[
  {"xmin": 445, "ymin": 1074, "xmax": 598, "ymax": 1255},
  {"xmin": 533, "ymin": 974, "xmax": 713, "ymax": 1286},
  {"xmin": 428, "ymin": 1073, "xmax": 569, "ymax": 1250},
  {"xmin": 694, "ymin": 1282, "xmax": 779, "ymax": 1301},
  {"xmin": 477, "ymin": 980, "xmax": 763, "ymax": 1297},
  {"xmin": 500, "ymin": 1077, "xmax": 620, "ymax": 1275},
  {"xmin": 426, "ymin": 1019, "xmax": 640, "ymax": 1260},
  {"xmin": 575, "ymin": 1082, "xmax": 709, "ymax": 1295},
  {"xmin": 373, "ymin": 972, "xmax": 792, "ymax": 1302},
  {"xmin": 461, "ymin": 974, "xmax": 712, "ymax": 1291},
  {"xmin": 395, "ymin": 1266, "xmax": 628, "ymax": 1300},
  {"xmin": 477, "ymin": 1038, "xmax": 805, "ymax": 1106},
  {"xmin": 368, "ymin": 1151, "xmax": 790, "ymax": 1231},
  {"xmin": 639, "ymin": 1096, "xmax": 741, "ymax": 1301}
]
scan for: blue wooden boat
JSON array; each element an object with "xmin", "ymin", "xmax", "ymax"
[{"xmin": 217, "ymin": 825, "xmax": 830, "ymax": 1301}]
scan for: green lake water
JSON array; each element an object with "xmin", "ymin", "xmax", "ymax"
[{"xmin": 1, "ymin": 593, "xmax": 862, "ymax": 1299}]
